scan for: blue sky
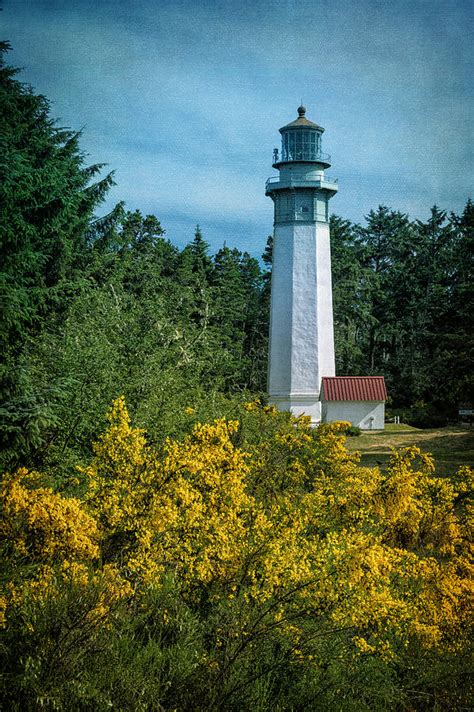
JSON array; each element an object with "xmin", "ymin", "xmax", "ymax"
[{"xmin": 3, "ymin": 0, "xmax": 473, "ymax": 256}]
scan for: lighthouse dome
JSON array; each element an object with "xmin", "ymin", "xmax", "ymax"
[{"xmin": 279, "ymin": 105, "xmax": 325, "ymax": 133}]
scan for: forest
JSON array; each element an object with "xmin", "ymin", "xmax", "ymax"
[{"xmin": 1, "ymin": 42, "xmax": 473, "ymax": 710}]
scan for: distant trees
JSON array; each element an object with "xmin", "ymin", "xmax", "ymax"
[
  {"xmin": 331, "ymin": 203, "xmax": 474, "ymax": 423},
  {"xmin": 1, "ymin": 205, "xmax": 270, "ymax": 473},
  {"xmin": 0, "ymin": 44, "xmax": 269, "ymax": 470}
]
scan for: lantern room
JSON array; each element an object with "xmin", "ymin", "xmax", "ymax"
[{"xmin": 272, "ymin": 105, "xmax": 331, "ymax": 168}]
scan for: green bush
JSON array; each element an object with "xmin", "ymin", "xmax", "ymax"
[{"xmin": 343, "ymin": 424, "xmax": 361, "ymax": 437}]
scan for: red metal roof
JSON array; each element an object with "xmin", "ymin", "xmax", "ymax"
[{"xmin": 321, "ymin": 376, "xmax": 387, "ymax": 402}]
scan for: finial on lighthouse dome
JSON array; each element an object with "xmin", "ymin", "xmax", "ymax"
[{"xmin": 278, "ymin": 107, "xmax": 324, "ymax": 134}]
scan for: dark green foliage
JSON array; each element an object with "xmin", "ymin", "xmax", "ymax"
[
  {"xmin": 0, "ymin": 41, "xmax": 122, "ymax": 461},
  {"xmin": 9, "ymin": 209, "xmax": 269, "ymax": 473},
  {"xmin": 330, "ymin": 215, "xmax": 370, "ymax": 375},
  {"xmin": 0, "ymin": 39, "xmax": 115, "ymax": 339},
  {"xmin": 344, "ymin": 424, "xmax": 362, "ymax": 437},
  {"xmin": 210, "ymin": 245, "xmax": 265, "ymax": 389},
  {"xmin": 0, "ymin": 575, "xmax": 206, "ymax": 712},
  {"xmin": 331, "ymin": 204, "xmax": 474, "ymax": 424},
  {"xmin": 3, "ymin": 568, "xmax": 470, "ymax": 710},
  {"xmin": 0, "ymin": 47, "xmax": 268, "ymax": 471}
]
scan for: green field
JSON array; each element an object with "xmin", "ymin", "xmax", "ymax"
[{"xmin": 345, "ymin": 423, "xmax": 474, "ymax": 475}]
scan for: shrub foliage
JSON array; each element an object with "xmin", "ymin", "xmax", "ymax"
[{"xmin": 1, "ymin": 399, "xmax": 472, "ymax": 710}]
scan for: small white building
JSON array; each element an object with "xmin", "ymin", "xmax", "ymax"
[{"xmin": 320, "ymin": 376, "xmax": 387, "ymax": 430}]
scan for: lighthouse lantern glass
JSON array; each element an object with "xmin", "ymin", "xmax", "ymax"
[{"xmin": 281, "ymin": 129, "xmax": 322, "ymax": 162}]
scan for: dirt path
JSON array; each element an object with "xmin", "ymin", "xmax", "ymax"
[{"xmin": 344, "ymin": 425, "xmax": 474, "ymax": 475}]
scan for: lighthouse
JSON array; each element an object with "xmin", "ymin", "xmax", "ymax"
[{"xmin": 265, "ymin": 106, "xmax": 338, "ymax": 424}]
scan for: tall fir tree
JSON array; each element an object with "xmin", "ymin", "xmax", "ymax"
[{"xmin": 0, "ymin": 42, "xmax": 120, "ymax": 458}]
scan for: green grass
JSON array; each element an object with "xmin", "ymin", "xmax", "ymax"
[
  {"xmin": 383, "ymin": 422, "xmax": 419, "ymax": 432},
  {"xmin": 345, "ymin": 424, "xmax": 474, "ymax": 476}
]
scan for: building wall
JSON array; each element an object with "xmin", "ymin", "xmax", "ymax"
[
  {"xmin": 267, "ymin": 220, "xmax": 335, "ymax": 424},
  {"xmin": 322, "ymin": 401, "xmax": 385, "ymax": 429},
  {"xmin": 270, "ymin": 394, "xmax": 323, "ymax": 423},
  {"xmin": 279, "ymin": 163, "xmax": 324, "ymax": 182},
  {"xmin": 267, "ymin": 221, "xmax": 295, "ymax": 397}
]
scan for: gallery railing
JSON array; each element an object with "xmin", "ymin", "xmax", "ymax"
[{"xmin": 273, "ymin": 150, "xmax": 331, "ymax": 163}]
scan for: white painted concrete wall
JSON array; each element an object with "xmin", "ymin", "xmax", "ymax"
[
  {"xmin": 321, "ymin": 401, "xmax": 385, "ymax": 429},
  {"xmin": 279, "ymin": 164, "xmax": 324, "ymax": 181},
  {"xmin": 315, "ymin": 222, "xmax": 336, "ymax": 379},
  {"xmin": 268, "ymin": 221, "xmax": 336, "ymax": 424}
]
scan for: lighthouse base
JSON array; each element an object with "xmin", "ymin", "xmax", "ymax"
[{"xmin": 269, "ymin": 393, "xmax": 322, "ymax": 425}]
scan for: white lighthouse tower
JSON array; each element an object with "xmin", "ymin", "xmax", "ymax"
[{"xmin": 265, "ymin": 105, "xmax": 338, "ymax": 424}]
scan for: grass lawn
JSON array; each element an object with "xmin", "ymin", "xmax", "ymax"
[{"xmin": 344, "ymin": 423, "xmax": 474, "ymax": 476}]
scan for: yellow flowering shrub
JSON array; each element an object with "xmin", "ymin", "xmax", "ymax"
[
  {"xmin": 1, "ymin": 396, "xmax": 472, "ymax": 704},
  {"xmin": 82, "ymin": 398, "xmax": 255, "ymax": 588},
  {"xmin": 79, "ymin": 398, "xmax": 473, "ymax": 662},
  {"xmin": 8, "ymin": 561, "xmax": 131, "ymax": 624},
  {"xmin": 0, "ymin": 465, "xmax": 130, "ymax": 629},
  {"xmin": 0, "ymin": 467, "xmax": 99, "ymax": 562}
]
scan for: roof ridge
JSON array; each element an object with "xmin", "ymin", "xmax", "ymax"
[{"xmin": 322, "ymin": 375, "xmax": 385, "ymax": 379}]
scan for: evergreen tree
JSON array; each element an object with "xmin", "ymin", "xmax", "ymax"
[
  {"xmin": 358, "ymin": 206, "xmax": 415, "ymax": 377},
  {"xmin": 239, "ymin": 250, "xmax": 267, "ymax": 389},
  {"xmin": 329, "ymin": 202, "xmax": 474, "ymax": 421},
  {"xmin": 431, "ymin": 201, "xmax": 474, "ymax": 414},
  {"xmin": 0, "ymin": 41, "xmax": 116, "ymax": 344},
  {"xmin": 330, "ymin": 215, "xmax": 369, "ymax": 375},
  {"xmin": 0, "ymin": 42, "xmax": 120, "ymax": 459},
  {"xmin": 174, "ymin": 225, "xmax": 213, "ymax": 327},
  {"xmin": 177, "ymin": 224, "xmax": 212, "ymax": 283},
  {"xmin": 210, "ymin": 246, "xmax": 264, "ymax": 389}
]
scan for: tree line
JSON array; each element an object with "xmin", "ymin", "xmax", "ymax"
[
  {"xmin": 1, "ymin": 39, "xmax": 473, "ymax": 476},
  {"xmin": 331, "ymin": 203, "xmax": 473, "ymax": 425}
]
